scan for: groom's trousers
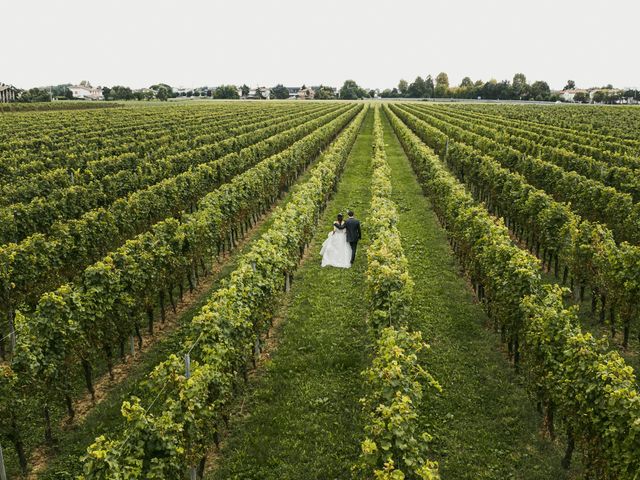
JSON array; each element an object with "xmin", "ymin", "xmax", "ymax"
[{"xmin": 349, "ymin": 241, "xmax": 358, "ymax": 264}]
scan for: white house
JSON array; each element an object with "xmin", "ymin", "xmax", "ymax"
[
  {"xmin": 559, "ymin": 89, "xmax": 589, "ymax": 102},
  {"xmin": 0, "ymin": 83, "xmax": 20, "ymax": 102},
  {"xmin": 172, "ymin": 86, "xmax": 191, "ymax": 96},
  {"xmin": 70, "ymin": 84, "xmax": 103, "ymax": 100},
  {"xmin": 297, "ymin": 86, "xmax": 315, "ymax": 100},
  {"xmin": 246, "ymin": 86, "xmax": 270, "ymax": 100},
  {"xmin": 286, "ymin": 86, "xmax": 300, "ymax": 99}
]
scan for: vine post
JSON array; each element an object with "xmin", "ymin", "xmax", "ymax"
[
  {"xmin": 184, "ymin": 353, "xmax": 191, "ymax": 379},
  {"xmin": 184, "ymin": 353, "xmax": 197, "ymax": 480},
  {"xmin": 7, "ymin": 305, "xmax": 16, "ymax": 352},
  {"xmin": 0, "ymin": 443, "xmax": 6, "ymax": 480}
]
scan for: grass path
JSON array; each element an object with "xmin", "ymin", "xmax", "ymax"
[
  {"xmin": 209, "ymin": 110, "xmax": 374, "ymax": 480},
  {"xmin": 379, "ymin": 110, "xmax": 570, "ymax": 480},
  {"xmin": 207, "ymin": 107, "xmax": 570, "ymax": 480}
]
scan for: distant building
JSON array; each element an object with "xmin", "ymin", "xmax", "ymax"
[
  {"xmin": 172, "ymin": 86, "xmax": 191, "ymax": 96},
  {"xmin": 0, "ymin": 83, "xmax": 20, "ymax": 102},
  {"xmin": 70, "ymin": 84, "xmax": 103, "ymax": 100},
  {"xmin": 286, "ymin": 85, "xmax": 329, "ymax": 100},
  {"xmin": 245, "ymin": 86, "xmax": 270, "ymax": 100},
  {"xmin": 559, "ymin": 89, "xmax": 590, "ymax": 102},
  {"xmin": 297, "ymin": 86, "xmax": 315, "ymax": 100},
  {"xmin": 286, "ymin": 86, "xmax": 301, "ymax": 99},
  {"xmin": 559, "ymin": 87, "xmax": 634, "ymax": 104}
]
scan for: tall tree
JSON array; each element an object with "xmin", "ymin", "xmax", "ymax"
[
  {"xmin": 434, "ymin": 72, "xmax": 450, "ymax": 97},
  {"xmin": 150, "ymin": 83, "xmax": 175, "ymax": 100},
  {"xmin": 564, "ymin": 79, "xmax": 576, "ymax": 90},
  {"xmin": 339, "ymin": 79, "xmax": 365, "ymax": 100},
  {"xmin": 456, "ymin": 77, "xmax": 478, "ymax": 99},
  {"xmin": 315, "ymin": 85, "xmax": 336, "ymax": 100},
  {"xmin": 425, "ymin": 75, "xmax": 435, "ymax": 97},
  {"xmin": 381, "ymin": 88, "xmax": 400, "ymax": 98},
  {"xmin": 49, "ymin": 84, "xmax": 72, "ymax": 99},
  {"xmin": 270, "ymin": 84, "xmax": 290, "ymax": 99},
  {"xmin": 214, "ymin": 85, "xmax": 240, "ymax": 99},
  {"xmin": 573, "ymin": 91, "xmax": 589, "ymax": 103},
  {"xmin": 110, "ymin": 86, "xmax": 134, "ymax": 100},
  {"xmin": 460, "ymin": 77, "xmax": 473, "ymax": 87},
  {"xmin": 624, "ymin": 89, "xmax": 640, "ymax": 100},
  {"xmin": 18, "ymin": 88, "xmax": 52, "ymax": 102},
  {"xmin": 530, "ymin": 80, "xmax": 551, "ymax": 101},
  {"xmin": 398, "ymin": 79, "xmax": 409, "ymax": 96},
  {"xmin": 512, "ymin": 73, "xmax": 529, "ymax": 99},
  {"xmin": 155, "ymin": 86, "xmax": 171, "ymax": 101},
  {"xmin": 240, "ymin": 84, "xmax": 250, "ymax": 98},
  {"xmin": 407, "ymin": 76, "xmax": 427, "ymax": 98},
  {"xmin": 478, "ymin": 79, "xmax": 514, "ymax": 100}
]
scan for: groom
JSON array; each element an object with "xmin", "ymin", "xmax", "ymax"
[{"xmin": 345, "ymin": 210, "xmax": 362, "ymax": 265}]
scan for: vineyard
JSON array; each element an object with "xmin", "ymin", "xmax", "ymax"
[{"xmin": 1, "ymin": 101, "xmax": 640, "ymax": 480}]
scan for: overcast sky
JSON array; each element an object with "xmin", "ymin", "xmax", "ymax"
[{"xmin": 2, "ymin": 0, "xmax": 638, "ymax": 91}]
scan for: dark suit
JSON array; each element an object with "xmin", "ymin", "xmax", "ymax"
[{"xmin": 344, "ymin": 217, "xmax": 361, "ymax": 264}]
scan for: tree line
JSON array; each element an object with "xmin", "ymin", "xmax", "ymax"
[
  {"xmin": 13, "ymin": 80, "xmax": 375, "ymax": 103},
  {"xmin": 382, "ymin": 73, "xmax": 640, "ymax": 102},
  {"xmin": 381, "ymin": 73, "xmax": 556, "ymax": 101},
  {"xmin": 14, "ymin": 76, "xmax": 640, "ymax": 103},
  {"xmin": 13, "ymin": 83, "xmax": 244, "ymax": 102}
]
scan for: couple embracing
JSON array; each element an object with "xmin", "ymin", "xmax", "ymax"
[{"xmin": 319, "ymin": 210, "xmax": 362, "ymax": 269}]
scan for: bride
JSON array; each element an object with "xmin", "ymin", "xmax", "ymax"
[{"xmin": 320, "ymin": 213, "xmax": 352, "ymax": 268}]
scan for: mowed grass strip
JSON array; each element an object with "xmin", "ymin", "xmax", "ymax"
[
  {"xmin": 209, "ymin": 109, "xmax": 374, "ymax": 480},
  {"xmin": 379, "ymin": 109, "xmax": 569, "ymax": 480}
]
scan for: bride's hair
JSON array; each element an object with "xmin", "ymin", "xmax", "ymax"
[{"xmin": 337, "ymin": 213, "xmax": 344, "ymax": 222}]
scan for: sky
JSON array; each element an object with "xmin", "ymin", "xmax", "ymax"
[{"xmin": 2, "ymin": 0, "xmax": 638, "ymax": 91}]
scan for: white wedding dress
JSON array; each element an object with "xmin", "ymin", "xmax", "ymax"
[{"xmin": 320, "ymin": 222, "xmax": 352, "ymax": 268}]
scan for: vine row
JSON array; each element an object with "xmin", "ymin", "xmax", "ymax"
[
  {"xmin": 355, "ymin": 106, "xmax": 440, "ymax": 480},
  {"xmin": 385, "ymin": 104, "xmax": 640, "ymax": 479}
]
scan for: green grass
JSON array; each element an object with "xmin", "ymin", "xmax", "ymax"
[
  {"xmin": 379, "ymin": 109, "xmax": 573, "ymax": 479},
  {"xmin": 208, "ymin": 109, "xmax": 375, "ymax": 480}
]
